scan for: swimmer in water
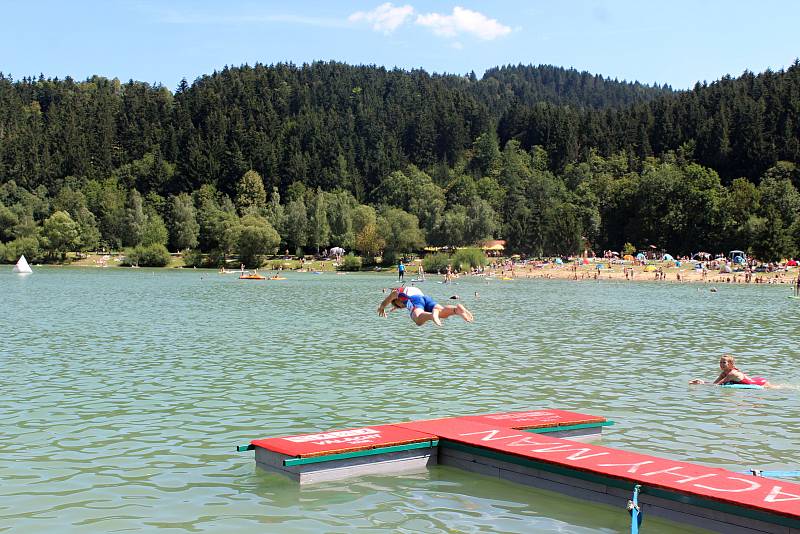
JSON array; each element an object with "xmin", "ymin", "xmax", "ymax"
[
  {"xmin": 377, "ymin": 286, "xmax": 474, "ymax": 327},
  {"xmin": 689, "ymin": 354, "xmax": 772, "ymax": 387}
]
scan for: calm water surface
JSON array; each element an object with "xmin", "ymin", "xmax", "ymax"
[{"xmin": 1, "ymin": 268, "xmax": 798, "ymax": 533}]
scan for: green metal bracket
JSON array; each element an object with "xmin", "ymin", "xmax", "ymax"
[
  {"xmin": 525, "ymin": 420, "xmax": 615, "ymax": 434},
  {"xmin": 283, "ymin": 440, "xmax": 439, "ymax": 467}
]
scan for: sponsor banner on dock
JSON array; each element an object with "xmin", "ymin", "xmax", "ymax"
[
  {"xmin": 252, "ymin": 424, "xmax": 437, "ymax": 458},
  {"xmin": 396, "ymin": 418, "xmax": 800, "ymax": 517}
]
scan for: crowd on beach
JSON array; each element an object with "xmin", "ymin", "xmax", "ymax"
[
  {"xmin": 448, "ymin": 256, "xmax": 800, "ymax": 286},
  {"xmin": 385, "ymin": 255, "xmax": 800, "ymax": 287}
]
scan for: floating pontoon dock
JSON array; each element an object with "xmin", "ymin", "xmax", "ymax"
[{"xmin": 240, "ymin": 409, "xmax": 800, "ymax": 533}]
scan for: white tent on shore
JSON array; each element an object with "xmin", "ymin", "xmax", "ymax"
[{"xmin": 12, "ymin": 255, "xmax": 32, "ymax": 274}]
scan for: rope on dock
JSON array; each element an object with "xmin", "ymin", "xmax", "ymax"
[{"xmin": 627, "ymin": 484, "xmax": 643, "ymax": 533}]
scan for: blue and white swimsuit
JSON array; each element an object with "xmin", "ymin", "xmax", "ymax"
[{"xmin": 396, "ymin": 287, "xmax": 437, "ymax": 314}]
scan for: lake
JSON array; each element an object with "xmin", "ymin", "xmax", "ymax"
[{"xmin": 1, "ymin": 268, "xmax": 797, "ymax": 533}]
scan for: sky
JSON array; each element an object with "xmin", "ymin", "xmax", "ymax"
[{"xmin": 2, "ymin": 0, "xmax": 798, "ymax": 91}]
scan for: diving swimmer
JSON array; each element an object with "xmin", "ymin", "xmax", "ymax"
[{"xmin": 378, "ymin": 286, "xmax": 474, "ymax": 327}]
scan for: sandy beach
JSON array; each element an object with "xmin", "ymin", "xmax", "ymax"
[
  {"xmin": 476, "ymin": 261, "xmax": 799, "ymax": 286},
  {"xmin": 36, "ymin": 253, "xmax": 800, "ymax": 287}
]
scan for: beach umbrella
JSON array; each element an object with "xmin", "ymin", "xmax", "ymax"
[
  {"xmin": 330, "ymin": 246, "xmax": 345, "ymax": 256},
  {"xmin": 554, "ymin": 258, "xmax": 563, "ymax": 265},
  {"xmin": 636, "ymin": 253, "xmax": 646, "ymax": 261},
  {"xmin": 662, "ymin": 253, "xmax": 674, "ymax": 261}
]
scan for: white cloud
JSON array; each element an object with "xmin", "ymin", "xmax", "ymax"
[
  {"xmin": 415, "ymin": 6, "xmax": 511, "ymax": 40},
  {"xmin": 348, "ymin": 3, "xmax": 415, "ymax": 34}
]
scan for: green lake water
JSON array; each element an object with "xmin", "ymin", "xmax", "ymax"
[{"xmin": 1, "ymin": 267, "xmax": 798, "ymax": 533}]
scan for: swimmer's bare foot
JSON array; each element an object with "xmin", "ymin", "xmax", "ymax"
[
  {"xmin": 457, "ymin": 304, "xmax": 474, "ymax": 322},
  {"xmin": 432, "ymin": 311, "xmax": 442, "ymax": 326}
]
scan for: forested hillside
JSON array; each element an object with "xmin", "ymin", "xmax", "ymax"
[{"xmin": 0, "ymin": 60, "xmax": 799, "ymax": 266}]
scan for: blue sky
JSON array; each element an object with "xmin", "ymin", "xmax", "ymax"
[{"xmin": 2, "ymin": 1, "xmax": 798, "ymax": 90}]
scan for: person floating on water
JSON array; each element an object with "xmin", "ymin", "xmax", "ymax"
[
  {"xmin": 795, "ymin": 271, "xmax": 800, "ymax": 297},
  {"xmin": 398, "ymin": 260, "xmax": 405, "ymax": 282},
  {"xmin": 377, "ymin": 286, "xmax": 474, "ymax": 327},
  {"xmin": 689, "ymin": 354, "xmax": 772, "ymax": 387}
]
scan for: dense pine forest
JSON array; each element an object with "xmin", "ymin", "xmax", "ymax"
[{"xmin": 1, "ymin": 60, "xmax": 799, "ymax": 266}]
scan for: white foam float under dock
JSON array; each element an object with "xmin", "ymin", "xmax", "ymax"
[{"xmin": 241, "ymin": 409, "xmax": 800, "ymax": 533}]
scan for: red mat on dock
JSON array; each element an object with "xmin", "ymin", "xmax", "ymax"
[
  {"xmin": 396, "ymin": 418, "xmax": 800, "ymax": 518},
  {"xmin": 459, "ymin": 409, "xmax": 607, "ymax": 429},
  {"xmin": 251, "ymin": 424, "xmax": 437, "ymax": 458}
]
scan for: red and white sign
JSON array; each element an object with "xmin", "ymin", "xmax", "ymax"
[
  {"xmin": 396, "ymin": 418, "xmax": 800, "ymax": 517},
  {"xmin": 252, "ymin": 424, "xmax": 437, "ymax": 458}
]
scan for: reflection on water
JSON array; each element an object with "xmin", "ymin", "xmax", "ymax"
[{"xmin": 1, "ymin": 268, "xmax": 797, "ymax": 532}]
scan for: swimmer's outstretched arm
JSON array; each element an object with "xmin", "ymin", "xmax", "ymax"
[
  {"xmin": 689, "ymin": 369, "xmax": 739, "ymax": 385},
  {"xmin": 378, "ymin": 290, "xmax": 400, "ymax": 317},
  {"xmin": 713, "ymin": 369, "xmax": 740, "ymax": 385}
]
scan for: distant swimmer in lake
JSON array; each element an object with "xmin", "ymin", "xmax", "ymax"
[
  {"xmin": 689, "ymin": 353, "xmax": 772, "ymax": 387},
  {"xmin": 377, "ymin": 286, "xmax": 474, "ymax": 327}
]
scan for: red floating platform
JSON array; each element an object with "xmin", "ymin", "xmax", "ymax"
[
  {"xmin": 396, "ymin": 417, "xmax": 800, "ymax": 520},
  {"xmin": 251, "ymin": 424, "xmax": 436, "ymax": 458},
  {"xmin": 244, "ymin": 409, "xmax": 799, "ymax": 532}
]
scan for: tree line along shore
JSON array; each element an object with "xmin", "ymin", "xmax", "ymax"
[{"xmin": 1, "ymin": 61, "xmax": 799, "ymax": 266}]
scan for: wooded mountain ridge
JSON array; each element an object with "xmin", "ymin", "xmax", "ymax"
[{"xmin": 0, "ymin": 60, "xmax": 799, "ymax": 264}]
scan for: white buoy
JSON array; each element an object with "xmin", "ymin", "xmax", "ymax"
[{"xmin": 12, "ymin": 255, "xmax": 33, "ymax": 274}]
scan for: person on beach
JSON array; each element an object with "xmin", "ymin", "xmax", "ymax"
[
  {"xmin": 398, "ymin": 261, "xmax": 405, "ymax": 282},
  {"xmin": 795, "ymin": 271, "xmax": 800, "ymax": 297},
  {"xmin": 689, "ymin": 354, "xmax": 771, "ymax": 387},
  {"xmin": 377, "ymin": 286, "xmax": 474, "ymax": 326}
]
